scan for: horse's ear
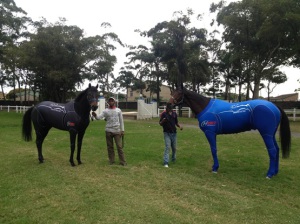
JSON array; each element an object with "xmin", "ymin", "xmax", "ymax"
[
  {"xmin": 181, "ymin": 82, "xmax": 183, "ymax": 90},
  {"xmin": 89, "ymin": 83, "xmax": 91, "ymax": 88},
  {"xmin": 96, "ymin": 84, "xmax": 98, "ymax": 89}
]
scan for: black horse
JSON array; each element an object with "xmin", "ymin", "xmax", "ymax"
[{"xmin": 22, "ymin": 84, "xmax": 99, "ymax": 166}]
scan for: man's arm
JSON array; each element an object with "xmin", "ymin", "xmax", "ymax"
[
  {"xmin": 119, "ymin": 109, "xmax": 124, "ymax": 132},
  {"xmin": 92, "ymin": 110, "xmax": 105, "ymax": 120},
  {"xmin": 175, "ymin": 113, "xmax": 183, "ymax": 130},
  {"xmin": 159, "ymin": 112, "xmax": 167, "ymax": 126}
]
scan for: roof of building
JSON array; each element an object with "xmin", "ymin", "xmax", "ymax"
[{"xmin": 268, "ymin": 93, "xmax": 299, "ymax": 101}]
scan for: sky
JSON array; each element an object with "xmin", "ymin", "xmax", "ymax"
[{"xmin": 13, "ymin": 0, "xmax": 300, "ymax": 98}]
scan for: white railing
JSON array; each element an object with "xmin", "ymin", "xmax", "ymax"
[
  {"xmin": 284, "ymin": 108, "xmax": 300, "ymax": 121},
  {"xmin": 0, "ymin": 105, "xmax": 31, "ymax": 113},
  {"xmin": 158, "ymin": 106, "xmax": 192, "ymax": 118},
  {"xmin": 0, "ymin": 105, "xmax": 299, "ymax": 121}
]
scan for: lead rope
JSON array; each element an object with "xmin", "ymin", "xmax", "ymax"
[{"xmin": 90, "ymin": 113, "xmax": 94, "ymax": 121}]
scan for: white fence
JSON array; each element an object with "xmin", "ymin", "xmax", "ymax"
[
  {"xmin": 0, "ymin": 105, "xmax": 31, "ymax": 113},
  {"xmin": 284, "ymin": 108, "xmax": 300, "ymax": 121},
  {"xmin": 1, "ymin": 105, "xmax": 299, "ymax": 121},
  {"xmin": 158, "ymin": 106, "xmax": 192, "ymax": 118}
]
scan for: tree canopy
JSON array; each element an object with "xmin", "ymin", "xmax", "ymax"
[{"xmin": 1, "ymin": 0, "xmax": 300, "ymax": 103}]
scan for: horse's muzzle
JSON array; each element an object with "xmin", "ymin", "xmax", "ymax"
[{"xmin": 91, "ymin": 105, "xmax": 98, "ymax": 111}]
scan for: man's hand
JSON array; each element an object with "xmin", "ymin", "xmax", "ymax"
[
  {"xmin": 160, "ymin": 118, "xmax": 167, "ymax": 125},
  {"xmin": 92, "ymin": 112, "xmax": 97, "ymax": 117},
  {"xmin": 121, "ymin": 131, "xmax": 125, "ymax": 136}
]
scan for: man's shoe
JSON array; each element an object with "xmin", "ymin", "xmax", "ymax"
[{"xmin": 164, "ymin": 164, "xmax": 169, "ymax": 168}]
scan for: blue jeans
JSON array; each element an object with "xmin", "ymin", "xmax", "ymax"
[{"xmin": 163, "ymin": 132, "xmax": 177, "ymax": 165}]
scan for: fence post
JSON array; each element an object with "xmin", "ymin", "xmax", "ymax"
[
  {"xmin": 293, "ymin": 108, "xmax": 296, "ymax": 122},
  {"xmin": 8, "ymin": 105, "xmax": 10, "ymax": 112}
]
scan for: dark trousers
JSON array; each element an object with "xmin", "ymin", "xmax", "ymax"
[{"xmin": 105, "ymin": 131, "xmax": 126, "ymax": 165}]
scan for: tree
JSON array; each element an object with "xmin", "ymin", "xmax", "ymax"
[
  {"xmin": 0, "ymin": 0, "xmax": 28, "ymax": 97},
  {"xmin": 20, "ymin": 20, "xmax": 86, "ymax": 102},
  {"xmin": 295, "ymin": 79, "xmax": 300, "ymax": 93},
  {"xmin": 123, "ymin": 45, "xmax": 152, "ymax": 98},
  {"xmin": 85, "ymin": 23, "xmax": 123, "ymax": 95},
  {"xmin": 0, "ymin": 0, "xmax": 27, "ymax": 59},
  {"xmin": 264, "ymin": 68, "xmax": 287, "ymax": 100},
  {"xmin": 147, "ymin": 10, "xmax": 208, "ymax": 87},
  {"xmin": 19, "ymin": 20, "xmax": 121, "ymax": 102},
  {"xmin": 123, "ymin": 43, "xmax": 169, "ymax": 105},
  {"xmin": 114, "ymin": 69, "xmax": 134, "ymax": 108},
  {"xmin": 214, "ymin": 0, "xmax": 300, "ymax": 99}
]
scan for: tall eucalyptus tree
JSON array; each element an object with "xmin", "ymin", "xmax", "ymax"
[
  {"xmin": 147, "ymin": 10, "xmax": 208, "ymax": 87},
  {"xmin": 214, "ymin": 0, "xmax": 300, "ymax": 99},
  {"xmin": 0, "ymin": 0, "xmax": 28, "ymax": 98}
]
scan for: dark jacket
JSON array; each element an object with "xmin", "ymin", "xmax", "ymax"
[{"xmin": 159, "ymin": 110, "xmax": 178, "ymax": 133}]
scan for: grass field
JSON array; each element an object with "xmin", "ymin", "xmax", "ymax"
[{"xmin": 0, "ymin": 112, "xmax": 300, "ymax": 223}]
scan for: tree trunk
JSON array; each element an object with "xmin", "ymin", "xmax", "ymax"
[
  {"xmin": 1, "ymin": 85, "xmax": 6, "ymax": 100},
  {"xmin": 155, "ymin": 63, "xmax": 160, "ymax": 110},
  {"xmin": 252, "ymin": 77, "xmax": 261, "ymax": 99}
]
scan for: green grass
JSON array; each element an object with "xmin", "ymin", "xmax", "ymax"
[{"xmin": 1, "ymin": 112, "xmax": 300, "ymax": 223}]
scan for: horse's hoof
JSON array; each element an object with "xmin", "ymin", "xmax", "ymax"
[
  {"xmin": 266, "ymin": 172, "xmax": 275, "ymax": 179},
  {"xmin": 78, "ymin": 161, "xmax": 82, "ymax": 165}
]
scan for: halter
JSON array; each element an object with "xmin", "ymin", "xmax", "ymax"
[
  {"xmin": 88, "ymin": 97, "xmax": 98, "ymax": 103},
  {"xmin": 171, "ymin": 92, "xmax": 184, "ymax": 106},
  {"xmin": 87, "ymin": 89, "xmax": 99, "ymax": 111},
  {"xmin": 87, "ymin": 89, "xmax": 99, "ymax": 103}
]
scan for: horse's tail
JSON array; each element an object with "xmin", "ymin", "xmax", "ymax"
[
  {"xmin": 278, "ymin": 106, "xmax": 291, "ymax": 158},
  {"xmin": 22, "ymin": 107, "xmax": 33, "ymax": 142}
]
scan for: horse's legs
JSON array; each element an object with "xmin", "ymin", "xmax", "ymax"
[
  {"xmin": 253, "ymin": 105, "xmax": 281, "ymax": 178},
  {"xmin": 35, "ymin": 129, "xmax": 50, "ymax": 163},
  {"xmin": 205, "ymin": 131, "xmax": 219, "ymax": 172},
  {"xmin": 261, "ymin": 133, "xmax": 278, "ymax": 178},
  {"xmin": 69, "ymin": 131, "xmax": 77, "ymax": 166},
  {"xmin": 76, "ymin": 131, "xmax": 85, "ymax": 165},
  {"xmin": 31, "ymin": 108, "xmax": 49, "ymax": 163}
]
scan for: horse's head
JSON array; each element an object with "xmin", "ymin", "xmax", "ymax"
[
  {"xmin": 169, "ymin": 88, "xmax": 184, "ymax": 107},
  {"xmin": 87, "ymin": 84, "xmax": 99, "ymax": 111}
]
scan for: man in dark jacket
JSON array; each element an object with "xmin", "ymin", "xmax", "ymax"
[{"xmin": 159, "ymin": 103, "xmax": 183, "ymax": 167}]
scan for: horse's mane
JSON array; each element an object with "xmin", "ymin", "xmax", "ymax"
[
  {"xmin": 75, "ymin": 88, "xmax": 88, "ymax": 102},
  {"xmin": 181, "ymin": 88, "xmax": 211, "ymax": 114},
  {"xmin": 183, "ymin": 88, "xmax": 210, "ymax": 102}
]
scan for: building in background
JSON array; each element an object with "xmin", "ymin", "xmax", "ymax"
[
  {"xmin": 269, "ymin": 93, "xmax": 299, "ymax": 101},
  {"xmin": 126, "ymin": 84, "xmax": 171, "ymax": 102},
  {"xmin": 0, "ymin": 93, "xmax": 5, "ymax": 100}
]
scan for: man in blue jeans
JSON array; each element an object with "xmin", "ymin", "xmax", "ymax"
[{"xmin": 159, "ymin": 103, "xmax": 183, "ymax": 167}]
